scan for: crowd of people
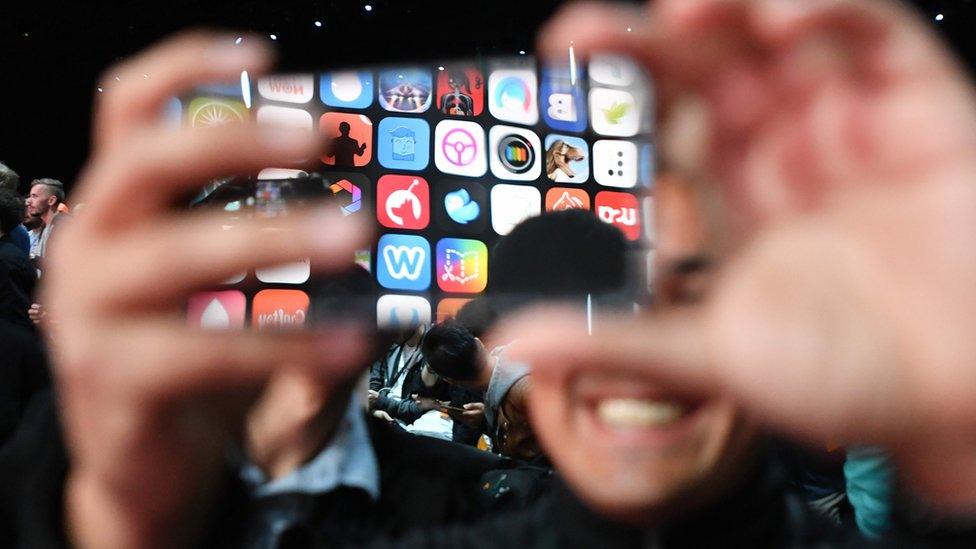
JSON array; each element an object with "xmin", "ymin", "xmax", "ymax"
[{"xmin": 3, "ymin": 0, "xmax": 976, "ymax": 547}]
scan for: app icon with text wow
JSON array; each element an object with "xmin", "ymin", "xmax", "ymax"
[
  {"xmin": 436, "ymin": 238, "xmax": 488, "ymax": 294},
  {"xmin": 377, "ymin": 234, "xmax": 431, "ymax": 291}
]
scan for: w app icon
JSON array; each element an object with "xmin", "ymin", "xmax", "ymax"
[{"xmin": 377, "ymin": 234, "xmax": 431, "ymax": 291}]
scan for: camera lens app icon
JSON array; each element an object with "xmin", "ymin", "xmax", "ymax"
[
  {"xmin": 489, "ymin": 125, "xmax": 542, "ymax": 181},
  {"xmin": 434, "ymin": 120, "xmax": 486, "ymax": 177},
  {"xmin": 436, "ymin": 238, "xmax": 488, "ymax": 294}
]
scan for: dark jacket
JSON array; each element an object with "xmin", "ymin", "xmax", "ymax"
[
  {"xmin": 0, "ymin": 391, "xmax": 508, "ymax": 549},
  {"xmin": 369, "ymin": 341, "xmax": 449, "ymax": 424}
]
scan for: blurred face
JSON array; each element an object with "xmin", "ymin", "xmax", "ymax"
[
  {"xmin": 529, "ymin": 174, "xmax": 758, "ymax": 523},
  {"xmin": 26, "ymin": 184, "xmax": 55, "ymax": 217}
]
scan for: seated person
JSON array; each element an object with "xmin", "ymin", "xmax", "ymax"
[{"xmin": 367, "ymin": 324, "xmax": 453, "ymax": 440}]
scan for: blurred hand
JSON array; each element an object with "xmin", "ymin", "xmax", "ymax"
[
  {"xmin": 27, "ymin": 303, "xmax": 46, "ymax": 325},
  {"xmin": 372, "ymin": 410, "xmax": 395, "ymax": 423},
  {"xmin": 367, "ymin": 389, "xmax": 379, "ymax": 410},
  {"xmin": 512, "ymin": 0, "xmax": 976, "ymax": 508},
  {"xmin": 412, "ymin": 395, "xmax": 441, "ymax": 413},
  {"xmin": 448, "ymin": 402, "xmax": 485, "ymax": 428},
  {"xmin": 42, "ymin": 32, "xmax": 369, "ymax": 548}
]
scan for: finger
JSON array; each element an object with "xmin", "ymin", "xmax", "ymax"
[
  {"xmin": 60, "ymin": 318, "xmax": 370, "ymax": 401},
  {"xmin": 77, "ymin": 123, "xmax": 324, "ymax": 231},
  {"xmin": 94, "ymin": 30, "xmax": 273, "ymax": 152},
  {"xmin": 93, "ymin": 207, "xmax": 369, "ymax": 309},
  {"xmin": 536, "ymin": 2, "xmax": 652, "ymax": 63}
]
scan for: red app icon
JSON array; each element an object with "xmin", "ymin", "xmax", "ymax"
[
  {"xmin": 436, "ymin": 66, "xmax": 484, "ymax": 116},
  {"xmin": 545, "ymin": 187, "xmax": 590, "ymax": 212},
  {"xmin": 376, "ymin": 175, "xmax": 430, "ymax": 230},
  {"xmin": 436, "ymin": 298, "xmax": 472, "ymax": 323},
  {"xmin": 595, "ymin": 191, "xmax": 641, "ymax": 241},
  {"xmin": 252, "ymin": 289, "xmax": 310, "ymax": 330},
  {"xmin": 320, "ymin": 112, "xmax": 373, "ymax": 167},
  {"xmin": 187, "ymin": 290, "xmax": 246, "ymax": 329}
]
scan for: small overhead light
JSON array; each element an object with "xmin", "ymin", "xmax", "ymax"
[
  {"xmin": 241, "ymin": 71, "xmax": 252, "ymax": 109},
  {"xmin": 518, "ymin": 50, "xmax": 526, "ymax": 55},
  {"xmin": 143, "ymin": 74, "xmax": 148, "ymax": 78},
  {"xmin": 235, "ymin": 36, "xmax": 243, "ymax": 45},
  {"xmin": 315, "ymin": 20, "xmax": 323, "ymax": 27},
  {"xmin": 627, "ymin": 27, "xmax": 632, "ymax": 32},
  {"xmin": 437, "ymin": 66, "xmax": 445, "ymax": 71},
  {"xmin": 115, "ymin": 75, "xmax": 121, "ymax": 81},
  {"xmin": 269, "ymin": 34, "xmax": 277, "ymax": 40},
  {"xmin": 936, "ymin": 13, "xmax": 944, "ymax": 21},
  {"xmin": 365, "ymin": 4, "xmax": 372, "ymax": 12},
  {"xmin": 397, "ymin": 74, "xmax": 403, "ymax": 79},
  {"xmin": 97, "ymin": 87, "xmax": 103, "ymax": 92}
]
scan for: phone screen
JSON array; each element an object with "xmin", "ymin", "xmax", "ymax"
[{"xmin": 182, "ymin": 53, "xmax": 654, "ymax": 335}]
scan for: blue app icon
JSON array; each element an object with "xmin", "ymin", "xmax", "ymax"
[
  {"xmin": 544, "ymin": 134, "xmax": 590, "ymax": 183},
  {"xmin": 320, "ymin": 71, "xmax": 374, "ymax": 109},
  {"xmin": 444, "ymin": 189, "xmax": 480, "ymax": 224},
  {"xmin": 540, "ymin": 65, "xmax": 588, "ymax": 133},
  {"xmin": 377, "ymin": 117, "xmax": 430, "ymax": 171},
  {"xmin": 376, "ymin": 234, "xmax": 431, "ymax": 291}
]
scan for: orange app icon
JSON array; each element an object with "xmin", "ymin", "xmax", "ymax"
[
  {"xmin": 252, "ymin": 289, "xmax": 310, "ymax": 330},
  {"xmin": 436, "ymin": 298, "xmax": 472, "ymax": 323},
  {"xmin": 320, "ymin": 112, "xmax": 373, "ymax": 167},
  {"xmin": 545, "ymin": 187, "xmax": 590, "ymax": 212}
]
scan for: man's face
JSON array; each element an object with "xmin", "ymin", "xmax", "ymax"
[
  {"xmin": 26, "ymin": 185, "xmax": 54, "ymax": 217},
  {"xmin": 528, "ymin": 174, "xmax": 757, "ymax": 523}
]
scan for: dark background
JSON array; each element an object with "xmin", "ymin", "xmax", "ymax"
[{"xmin": 1, "ymin": 0, "xmax": 972, "ymax": 194}]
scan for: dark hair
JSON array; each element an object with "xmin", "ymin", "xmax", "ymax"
[
  {"xmin": 421, "ymin": 320, "xmax": 481, "ymax": 382},
  {"xmin": 489, "ymin": 209, "xmax": 628, "ymax": 318},
  {"xmin": 0, "ymin": 188, "xmax": 26, "ymax": 234},
  {"xmin": 31, "ymin": 178, "xmax": 65, "ymax": 205},
  {"xmin": 0, "ymin": 162, "xmax": 20, "ymax": 192}
]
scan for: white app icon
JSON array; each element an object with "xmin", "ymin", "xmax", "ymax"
[
  {"xmin": 376, "ymin": 295, "xmax": 431, "ymax": 330},
  {"xmin": 257, "ymin": 74, "xmax": 315, "ymax": 103},
  {"xmin": 593, "ymin": 140, "xmax": 638, "ymax": 188},
  {"xmin": 383, "ymin": 245, "xmax": 426, "ymax": 280},
  {"xmin": 546, "ymin": 92, "xmax": 577, "ymax": 122},
  {"xmin": 589, "ymin": 54, "xmax": 638, "ymax": 87},
  {"xmin": 590, "ymin": 88, "xmax": 639, "ymax": 137},
  {"xmin": 256, "ymin": 106, "xmax": 314, "ymax": 162},
  {"xmin": 256, "ymin": 258, "xmax": 311, "ymax": 284},
  {"xmin": 489, "ymin": 125, "xmax": 542, "ymax": 181},
  {"xmin": 488, "ymin": 69, "xmax": 539, "ymax": 125},
  {"xmin": 490, "ymin": 184, "xmax": 542, "ymax": 235},
  {"xmin": 434, "ymin": 120, "xmax": 487, "ymax": 177},
  {"xmin": 258, "ymin": 168, "xmax": 308, "ymax": 180}
]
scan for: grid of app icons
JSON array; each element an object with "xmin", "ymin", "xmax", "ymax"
[{"xmin": 185, "ymin": 56, "xmax": 653, "ymax": 329}]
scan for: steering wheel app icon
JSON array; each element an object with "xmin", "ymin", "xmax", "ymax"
[{"xmin": 435, "ymin": 120, "xmax": 486, "ymax": 177}]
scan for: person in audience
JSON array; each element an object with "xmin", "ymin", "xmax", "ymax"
[
  {"xmin": 0, "ymin": 163, "xmax": 30, "ymax": 256},
  {"xmin": 367, "ymin": 323, "xmax": 454, "ymax": 440},
  {"xmin": 25, "ymin": 178, "xmax": 68, "ymax": 262}
]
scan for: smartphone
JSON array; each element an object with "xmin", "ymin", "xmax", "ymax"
[{"xmin": 182, "ymin": 53, "xmax": 654, "ymax": 336}]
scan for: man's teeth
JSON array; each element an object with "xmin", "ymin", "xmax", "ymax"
[{"xmin": 596, "ymin": 398, "xmax": 684, "ymax": 427}]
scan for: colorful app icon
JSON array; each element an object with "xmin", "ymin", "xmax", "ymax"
[
  {"xmin": 544, "ymin": 134, "xmax": 589, "ymax": 183},
  {"xmin": 323, "ymin": 173, "xmax": 370, "ymax": 217},
  {"xmin": 595, "ymin": 191, "xmax": 641, "ymax": 241},
  {"xmin": 377, "ymin": 175, "xmax": 429, "ymax": 230},
  {"xmin": 436, "ymin": 65, "xmax": 484, "ymax": 116},
  {"xmin": 252, "ymin": 289, "xmax": 310, "ymax": 330},
  {"xmin": 545, "ymin": 187, "xmax": 590, "ymax": 212},
  {"xmin": 540, "ymin": 64, "xmax": 587, "ymax": 132},
  {"xmin": 377, "ymin": 234, "xmax": 431, "ymax": 291},
  {"xmin": 256, "ymin": 258, "xmax": 311, "ymax": 284},
  {"xmin": 434, "ymin": 120, "xmax": 486, "ymax": 177},
  {"xmin": 436, "ymin": 238, "xmax": 488, "ymax": 294},
  {"xmin": 490, "ymin": 184, "xmax": 541, "ymax": 235},
  {"xmin": 186, "ymin": 290, "xmax": 246, "ymax": 329},
  {"xmin": 488, "ymin": 69, "xmax": 538, "ymax": 125},
  {"xmin": 434, "ymin": 180, "xmax": 488, "ymax": 233},
  {"xmin": 320, "ymin": 71, "xmax": 374, "ymax": 108},
  {"xmin": 257, "ymin": 74, "xmax": 315, "ymax": 104},
  {"xmin": 489, "ymin": 125, "xmax": 542, "ymax": 181},
  {"xmin": 188, "ymin": 97, "xmax": 248, "ymax": 128},
  {"xmin": 589, "ymin": 54, "xmax": 639, "ymax": 87},
  {"xmin": 377, "ymin": 294, "xmax": 431, "ymax": 330},
  {"xmin": 593, "ymin": 140, "xmax": 638, "ymax": 188},
  {"xmin": 436, "ymin": 298, "xmax": 472, "ymax": 323},
  {"xmin": 590, "ymin": 88, "xmax": 639, "ymax": 137},
  {"xmin": 320, "ymin": 113, "xmax": 373, "ymax": 167},
  {"xmin": 377, "ymin": 117, "xmax": 430, "ymax": 171},
  {"xmin": 378, "ymin": 69, "xmax": 433, "ymax": 113}
]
